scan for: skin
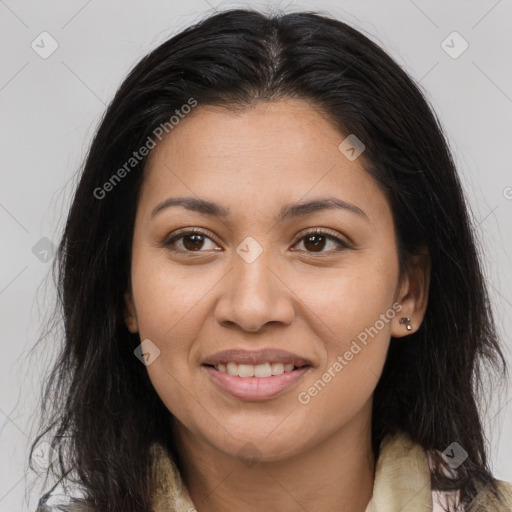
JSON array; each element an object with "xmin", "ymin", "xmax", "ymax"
[{"xmin": 124, "ymin": 99, "xmax": 430, "ymax": 512}]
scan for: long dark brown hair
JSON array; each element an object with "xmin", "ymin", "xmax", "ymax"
[{"xmin": 30, "ymin": 8, "xmax": 509, "ymax": 511}]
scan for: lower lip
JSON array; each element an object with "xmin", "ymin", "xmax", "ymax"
[{"xmin": 203, "ymin": 365, "xmax": 310, "ymax": 401}]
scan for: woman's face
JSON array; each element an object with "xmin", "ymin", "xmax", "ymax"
[{"xmin": 125, "ymin": 99, "xmax": 428, "ymax": 461}]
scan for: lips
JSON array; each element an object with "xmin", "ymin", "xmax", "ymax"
[
  {"xmin": 203, "ymin": 364, "xmax": 311, "ymax": 401},
  {"xmin": 201, "ymin": 349, "xmax": 313, "ymax": 401},
  {"xmin": 202, "ymin": 348, "xmax": 313, "ymax": 367}
]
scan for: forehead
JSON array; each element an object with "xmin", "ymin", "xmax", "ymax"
[
  {"xmin": 147, "ymin": 99, "xmax": 347, "ymax": 166},
  {"xmin": 139, "ymin": 99, "xmax": 390, "ymax": 226}
]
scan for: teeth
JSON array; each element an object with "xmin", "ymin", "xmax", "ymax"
[{"xmin": 215, "ymin": 362, "xmax": 299, "ymax": 377}]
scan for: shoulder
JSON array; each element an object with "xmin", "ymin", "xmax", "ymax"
[
  {"xmin": 36, "ymin": 492, "xmax": 92, "ymax": 512},
  {"xmin": 381, "ymin": 432, "xmax": 512, "ymax": 512},
  {"xmin": 468, "ymin": 479, "xmax": 512, "ymax": 511},
  {"xmin": 433, "ymin": 479, "xmax": 512, "ymax": 512},
  {"xmin": 496, "ymin": 478, "xmax": 512, "ymax": 496}
]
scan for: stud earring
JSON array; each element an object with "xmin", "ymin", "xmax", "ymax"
[{"xmin": 399, "ymin": 317, "xmax": 412, "ymax": 331}]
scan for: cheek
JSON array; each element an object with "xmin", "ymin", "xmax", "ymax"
[
  {"xmin": 295, "ymin": 292, "xmax": 394, "ymax": 431},
  {"xmin": 131, "ymin": 266, "xmax": 205, "ymax": 420},
  {"xmin": 294, "ymin": 251, "xmax": 398, "ymax": 411},
  {"xmin": 128, "ymin": 254, "xmax": 205, "ymax": 394},
  {"xmin": 298, "ymin": 248, "xmax": 399, "ymax": 342},
  {"xmin": 129, "ymin": 249, "xmax": 233, "ymax": 414},
  {"xmin": 130, "ymin": 248, "xmax": 215, "ymax": 338}
]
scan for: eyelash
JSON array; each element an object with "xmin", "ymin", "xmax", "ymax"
[{"xmin": 162, "ymin": 227, "xmax": 351, "ymax": 255}]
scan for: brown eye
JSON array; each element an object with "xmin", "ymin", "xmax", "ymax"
[
  {"xmin": 182, "ymin": 233, "xmax": 207, "ymax": 251},
  {"xmin": 163, "ymin": 228, "xmax": 349, "ymax": 255},
  {"xmin": 163, "ymin": 229, "xmax": 220, "ymax": 253},
  {"xmin": 303, "ymin": 233, "xmax": 328, "ymax": 252},
  {"xmin": 293, "ymin": 229, "xmax": 349, "ymax": 253}
]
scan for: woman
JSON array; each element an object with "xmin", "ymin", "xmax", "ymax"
[{"xmin": 32, "ymin": 8, "xmax": 512, "ymax": 512}]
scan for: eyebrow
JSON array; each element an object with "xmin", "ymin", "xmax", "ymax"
[{"xmin": 150, "ymin": 196, "xmax": 369, "ymax": 223}]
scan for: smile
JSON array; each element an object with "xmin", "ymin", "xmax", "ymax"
[{"xmin": 202, "ymin": 364, "xmax": 311, "ymax": 401}]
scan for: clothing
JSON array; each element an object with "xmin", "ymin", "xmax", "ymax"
[
  {"xmin": 150, "ymin": 430, "xmax": 512, "ymax": 511},
  {"xmin": 37, "ymin": 430, "xmax": 512, "ymax": 511}
]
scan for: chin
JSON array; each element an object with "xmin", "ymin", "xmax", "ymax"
[{"xmin": 210, "ymin": 428, "xmax": 307, "ymax": 463}]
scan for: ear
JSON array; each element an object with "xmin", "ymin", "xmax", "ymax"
[
  {"xmin": 391, "ymin": 248, "xmax": 430, "ymax": 338},
  {"xmin": 124, "ymin": 290, "xmax": 139, "ymax": 333}
]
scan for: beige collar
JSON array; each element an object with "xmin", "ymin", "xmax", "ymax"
[{"xmin": 149, "ymin": 431, "xmax": 512, "ymax": 512}]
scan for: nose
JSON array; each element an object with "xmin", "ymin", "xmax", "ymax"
[{"xmin": 214, "ymin": 247, "xmax": 295, "ymax": 332}]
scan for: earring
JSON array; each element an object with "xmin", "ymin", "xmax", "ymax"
[{"xmin": 399, "ymin": 317, "xmax": 412, "ymax": 331}]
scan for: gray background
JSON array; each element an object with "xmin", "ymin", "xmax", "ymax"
[{"xmin": 1, "ymin": 0, "xmax": 511, "ymax": 510}]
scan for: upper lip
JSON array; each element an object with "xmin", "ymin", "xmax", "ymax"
[{"xmin": 202, "ymin": 348, "xmax": 312, "ymax": 367}]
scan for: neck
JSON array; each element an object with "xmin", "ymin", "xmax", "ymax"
[{"xmin": 172, "ymin": 400, "xmax": 376, "ymax": 512}]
